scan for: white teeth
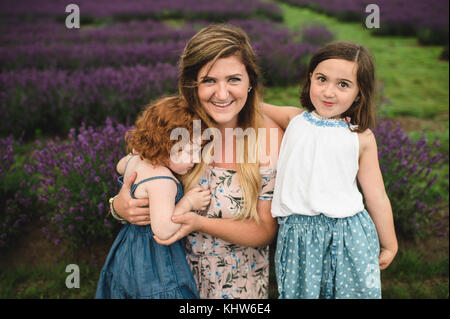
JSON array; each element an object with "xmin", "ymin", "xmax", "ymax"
[{"xmin": 212, "ymin": 101, "xmax": 232, "ymax": 107}]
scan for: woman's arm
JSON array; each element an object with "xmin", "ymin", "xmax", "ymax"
[
  {"xmin": 261, "ymin": 103, "xmax": 303, "ymax": 131},
  {"xmin": 154, "ymin": 199, "xmax": 278, "ymax": 247},
  {"xmin": 154, "ymin": 120, "xmax": 283, "ymax": 247},
  {"xmin": 357, "ymin": 129, "xmax": 398, "ymax": 270}
]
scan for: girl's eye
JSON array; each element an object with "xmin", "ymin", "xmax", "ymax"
[
  {"xmin": 338, "ymin": 81, "xmax": 349, "ymax": 88},
  {"xmin": 317, "ymin": 76, "xmax": 326, "ymax": 82}
]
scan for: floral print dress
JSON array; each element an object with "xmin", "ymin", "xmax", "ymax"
[{"xmin": 185, "ymin": 166, "xmax": 276, "ymax": 299}]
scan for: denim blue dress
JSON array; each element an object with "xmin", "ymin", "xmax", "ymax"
[{"xmin": 95, "ymin": 176, "xmax": 200, "ymax": 299}]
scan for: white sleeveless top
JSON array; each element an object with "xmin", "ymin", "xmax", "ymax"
[{"xmin": 271, "ymin": 111, "xmax": 365, "ymax": 218}]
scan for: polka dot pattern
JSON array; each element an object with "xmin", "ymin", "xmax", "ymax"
[{"xmin": 275, "ymin": 210, "xmax": 381, "ymax": 299}]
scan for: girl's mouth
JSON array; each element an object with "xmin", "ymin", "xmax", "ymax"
[{"xmin": 322, "ymin": 100, "xmax": 334, "ymax": 107}]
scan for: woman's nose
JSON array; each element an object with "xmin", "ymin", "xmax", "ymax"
[{"xmin": 214, "ymin": 82, "xmax": 229, "ymax": 100}]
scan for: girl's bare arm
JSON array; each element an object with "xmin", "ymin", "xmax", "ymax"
[
  {"xmin": 261, "ymin": 103, "xmax": 303, "ymax": 130},
  {"xmin": 357, "ymin": 129, "xmax": 398, "ymax": 270}
]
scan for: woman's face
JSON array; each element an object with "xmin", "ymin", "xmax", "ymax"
[
  {"xmin": 196, "ymin": 55, "xmax": 251, "ymax": 129},
  {"xmin": 309, "ymin": 58, "xmax": 360, "ymax": 119}
]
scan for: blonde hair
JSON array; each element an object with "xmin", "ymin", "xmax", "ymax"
[{"xmin": 178, "ymin": 24, "xmax": 263, "ymax": 222}]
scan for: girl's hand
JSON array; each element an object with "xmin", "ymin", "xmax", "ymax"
[
  {"xmin": 379, "ymin": 247, "xmax": 397, "ymax": 270},
  {"xmin": 185, "ymin": 186, "xmax": 211, "ymax": 211},
  {"xmin": 114, "ymin": 172, "xmax": 151, "ymax": 225},
  {"xmin": 153, "ymin": 212, "xmax": 201, "ymax": 245}
]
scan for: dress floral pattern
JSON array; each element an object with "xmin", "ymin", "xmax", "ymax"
[{"xmin": 185, "ymin": 166, "xmax": 276, "ymax": 299}]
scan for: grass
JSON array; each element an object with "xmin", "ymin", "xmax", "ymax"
[
  {"xmin": 381, "ymin": 240, "xmax": 449, "ymax": 299},
  {"xmin": 0, "ymin": 261, "xmax": 100, "ymax": 299},
  {"xmin": 1, "ymin": 238, "xmax": 447, "ymax": 299},
  {"xmin": 0, "ymin": 219, "xmax": 113, "ymax": 299}
]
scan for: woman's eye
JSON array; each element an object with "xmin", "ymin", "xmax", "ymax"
[
  {"xmin": 229, "ymin": 77, "xmax": 241, "ymax": 83},
  {"xmin": 317, "ymin": 76, "xmax": 326, "ymax": 82},
  {"xmin": 202, "ymin": 78, "xmax": 214, "ymax": 84},
  {"xmin": 339, "ymin": 82, "xmax": 349, "ymax": 88}
]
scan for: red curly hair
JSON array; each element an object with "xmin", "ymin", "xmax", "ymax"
[{"xmin": 125, "ymin": 96, "xmax": 199, "ymax": 166}]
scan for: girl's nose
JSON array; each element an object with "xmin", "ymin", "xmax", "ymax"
[{"xmin": 323, "ymin": 83, "xmax": 335, "ymax": 97}]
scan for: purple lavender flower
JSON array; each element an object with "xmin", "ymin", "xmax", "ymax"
[
  {"xmin": 373, "ymin": 119, "xmax": 448, "ymax": 239},
  {"xmin": 25, "ymin": 119, "xmax": 130, "ymax": 249}
]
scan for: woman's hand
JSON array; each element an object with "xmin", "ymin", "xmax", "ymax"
[
  {"xmin": 153, "ymin": 212, "xmax": 201, "ymax": 245},
  {"xmin": 185, "ymin": 186, "xmax": 211, "ymax": 211},
  {"xmin": 114, "ymin": 172, "xmax": 151, "ymax": 225}
]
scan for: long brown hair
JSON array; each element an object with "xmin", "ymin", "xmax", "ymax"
[
  {"xmin": 178, "ymin": 24, "xmax": 262, "ymax": 129},
  {"xmin": 178, "ymin": 24, "xmax": 264, "ymax": 222},
  {"xmin": 300, "ymin": 41, "xmax": 376, "ymax": 132}
]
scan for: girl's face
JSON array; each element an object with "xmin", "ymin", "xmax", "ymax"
[
  {"xmin": 309, "ymin": 58, "xmax": 360, "ymax": 119},
  {"xmin": 197, "ymin": 55, "xmax": 251, "ymax": 129},
  {"xmin": 167, "ymin": 143, "xmax": 200, "ymax": 175}
]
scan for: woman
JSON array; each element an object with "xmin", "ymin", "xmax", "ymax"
[{"xmin": 110, "ymin": 24, "xmax": 284, "ymax": 299}]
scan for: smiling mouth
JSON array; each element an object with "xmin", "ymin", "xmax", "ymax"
[
  {"xmin": 211, "ymin": 100, "xmax": 234, "ymax": 108},
  {"xmin": 322, "ymin": 101, "xmax": 334, "ymax": 107}
]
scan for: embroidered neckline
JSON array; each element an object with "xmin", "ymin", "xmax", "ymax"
[{"xmin": 304, "ymin": 111, "xmax": 349, "ymax": 128}]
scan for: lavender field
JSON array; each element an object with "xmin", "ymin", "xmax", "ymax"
[
  {"xmin": 279, "ymin": 0, "xmax": 449, "ymax": 44},
  {"xmin": 0, "ymin": 0, "xmax": 448, "ymax": 299},
  {"xmin": 0, "ymin": 16, "xmax": 324, "ymax": 138},
  {"xmin": 0, "ymin": 0, "xmax": 330, "ymax": 261}
]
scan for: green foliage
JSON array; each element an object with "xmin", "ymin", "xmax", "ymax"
[
  {"xmin": 381, "ymin": 246, "xmax": 449, "ymax": 299},
  {"xmin": 0, "ymin": 262, "xmax": 100, "ymax": 298}
]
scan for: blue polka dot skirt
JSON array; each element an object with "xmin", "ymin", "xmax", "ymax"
[{"xmin": 275, "ymin": 210, "xmax": 381, "ymax": 299}]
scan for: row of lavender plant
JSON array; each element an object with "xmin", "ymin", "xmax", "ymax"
[
  {"xmin": 0, "ymin": 20, "xmax": 196, "ymax": 46},
  {"xmin": 0, "ymin": 20, "xmax": 331, "ymax": 138},
  {"xmin": 278, "ymin": 0, "xmax": 449, "ymax": 45},
  {"xmin": 373, "ymin": 120, "xmax": 448, "ymax": 239},
  {"xmin": 0, "ymin": 0, "xmax": 282, "ymax": 23},
  {"xmin": 0, "ymin": 63, "xmax": 178, "ymax": 139},
  {"xmin": 0, "ymin": 40, "xmax": 187, "ymax": 71},
  {"xmin": 24, "ymin": 119, "xmax": 129, "ymax": 250},
  {"xmin": 0, "ymin": 19, "xmax": 196, "ymax": 71},
  {"xmin": 0, "ymin": 20, "xmax": 325, "ymax": 73},
  {"xmin": 1, "ymin": 117, "xmax": 447, "ymax": 249}
]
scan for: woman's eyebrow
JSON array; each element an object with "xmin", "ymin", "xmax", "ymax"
[{"xmin": 200, "ymin": 73, "xmax": 243, "ymax": 80}]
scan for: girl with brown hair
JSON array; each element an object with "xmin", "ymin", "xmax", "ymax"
[{"xmin": 264, "ymin": 41, "xmax": 398, "ymax": 299}]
